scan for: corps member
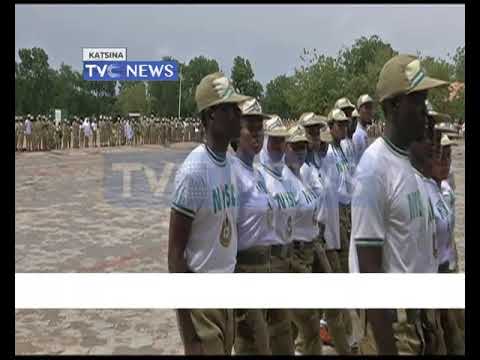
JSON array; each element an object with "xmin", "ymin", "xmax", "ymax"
[
  {"xmin": 335, "ymin": 98, "xmax": 357, "ymax": 175},
  {"xmin": 257, "ymin": 115, "xmax": 296, "ymax": 355},
  {"xmin": 282, "ymin": 124, "xmax": 322, "ymax": 355},
  {"xmin": 299, "ymin": 115, "xmax": 354, "ymax": 355},
  {"xmin": 168, "ymin": 72, "xmax": 251, "ymax": 355},
  {"xmin": 353, "ymin": 94, "xmax": 374, "ymax": 163},
  {"xmin": 349, "ymin": 54, "xmax": 449, "ymax": 355},
  {"xmin": 230, "ymin": 98, "xmax": 271, "ymax": 355}
]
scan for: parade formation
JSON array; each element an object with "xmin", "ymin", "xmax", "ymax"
[{"xmin": 167, "ymin": 54, "xmax": 465, "ymax": 356}]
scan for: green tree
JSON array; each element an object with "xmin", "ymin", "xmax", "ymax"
[
  {"xmin": 231, "ymin": 56, "xmax": 263, "ymax": 99},
  {"xmin": 115, "ymin": 82, "xmax": 148, "ymax": 115},
  {"xmin": 148, "ymin": 56, "xmax": 183, "ymax": 117},
  {"xmin": 17, "ymin": 47, "xmax": 55, "ymax": 114},
  {"xmin": 263, "ymin": 74, "xmax": 295, "ymax": 117},
  {"xmin": 452, "ymin": 45, "xmax": 465, "ymax": 82}
]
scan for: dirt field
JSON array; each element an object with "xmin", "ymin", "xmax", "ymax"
[{"xmin": 15, "ymin": 140, "xmax": 465, "ymax": 355}]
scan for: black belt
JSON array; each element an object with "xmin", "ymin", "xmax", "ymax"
[
  {"xmin": 292, "ymin": 240, "xmax": 314, "ymax": 250},
  {"xmin": 236, "ymin": 246, "xmax": 271, "ymax": 266}
]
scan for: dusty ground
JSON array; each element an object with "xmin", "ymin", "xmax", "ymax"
[{"xmin": 15, "ymin": 140, "xmax": 465, "ymax": 355}]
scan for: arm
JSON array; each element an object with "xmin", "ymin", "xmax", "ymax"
[
  {"xmin": 352, "ymin": 168, "xmax": 398, "ymax": 354},
  {"xmin": 168, "ymin": 209, "xmax": 193, "ymax": 273}
]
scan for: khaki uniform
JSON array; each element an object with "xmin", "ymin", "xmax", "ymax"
[
  {"xmin": 289, "ymin": 241, "xmax": 322, "ymax": 355},
  {"xmin": 234, "ymin": 246, "xmax": 271, "ymax": 355},
  {"xmin": 177, "ymin": 309, "xmax": 235, "ymax": 355},
  {"xmin": 359, "ymin": 309, "xmax": 440, "ymax": 355},
  {"xmin": 267, "ymin": 244, "xmax": 295, "ymax": 355},
  {"xmin": 72, "ymin": 122, "xmax": 79, "ymax": 149}
]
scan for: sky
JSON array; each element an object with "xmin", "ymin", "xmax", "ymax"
[{"xmin": 15, "ymin": 4, "xmax": 465, "ymax": 86}]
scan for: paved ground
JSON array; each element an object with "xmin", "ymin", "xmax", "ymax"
[{"xmin": 15, "ymin": 140, "xmax": 465, "ymax": 355}]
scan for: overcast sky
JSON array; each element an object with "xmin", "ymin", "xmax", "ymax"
[{"xmin": 15, "ymin": 4, "xmax": 465, "ymax": 85}]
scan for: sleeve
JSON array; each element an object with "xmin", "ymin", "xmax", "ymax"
[
  {"xmin": 350, "ymin": 165, "xmax": 386, "ymax": 247},
  {"xmin": 171, "ymin": 162, "xmax": 207, "ymax": 219}
]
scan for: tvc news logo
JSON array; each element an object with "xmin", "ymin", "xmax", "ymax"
[{"xmin": 82, "ymin": 47, "xmax": 178, "ymax": 81}]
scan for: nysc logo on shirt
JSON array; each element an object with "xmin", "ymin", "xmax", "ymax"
[
  {"xmin": 407, "ymin": 190, "xmax": 425, "ymax": 221},
  {"xmin": 212, "ymin": 184, "xmax": 238, "ymax": 214}
]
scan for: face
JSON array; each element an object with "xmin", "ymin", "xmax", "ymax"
[
  {"xmin": 209, "ymin": 103, "xmax": 242, "ymax": 141},
  {"xmin": 432, "ymin": 143, "xmax": 451, "ymax": 181},
  {"xmin": 267, "ymin": 136, "xmax": 286, "ymax": 162},
  {"xmin": 285, "ymin": 141, "xmax": 308, "ymax": 168},
  {"xmin": 409, "ymin": 116, "xmax": 435, "ymax": 177},
  {"xmin": 359, "ymin": 102, "xmax": 373, "ymax": 124},
  {"xmin": 238, "ymin": 115, "xmax": 264, "ymax": 156},
  {"xmin": 343, "ymin": 107, "xmax": 354, "ymax": 118},
  {"xmin": 304, "ymin": 124, "xmax": 322, "ymax": 150},
  {"xmin": 331, "ymin": 121, "xmax": 348, "ymax": 141},
  {"xmin": 396, "ymin": 91, "xmax": 429, "ymax": 143}
]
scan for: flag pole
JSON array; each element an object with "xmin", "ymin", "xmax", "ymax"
[{"xmin": 178, "ymin": 65, "xmax": 182, "ymax": 118}]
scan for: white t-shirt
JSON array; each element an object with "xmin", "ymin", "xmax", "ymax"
[
  {"xmin": 425, "ymin": 178, "xmax": 454, "ymax": 267},
  {"xmin": 414, "ymin": 171, "xmax": 439, "ymax": 273},
  {"xmin": 24, "ymin": 119, "xmax": 32, "ymax": 135},
  {"xmin": 171, "ymin": 144, "xmax": 239, "ymax": 273},
  {"xmin": 257, "ymin": 162, "xmax": 296, "ymax": 246},
  {"xmin": 340, "ymin": 138, "xmax": 357, "ymax": 175},
  {"xmin": 325, "ymin": 143, "xmax": 353, "ymax": 205},
  {"xmin": 300, "ymin": 162, "xmax": 341, "ymax": 250},
  {"xmin": 231, "ymin": 156, "xmax": 277, "ymax": 251},
  {"xmin": 447, "ymin": 168, "xmax": 456, "ymax": 192},
  {"xmin": 349, "ymin": 137, "xmax": 438, "ymax": 273},
  {"xmin": 352, "ymin": 122, "xmax": 369, "ymax": 164},
  {"xmin": 283, "ymin": 166, "xmax": 318, "ymax": 242}
]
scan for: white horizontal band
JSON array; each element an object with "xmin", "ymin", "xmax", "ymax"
[{"xmin": 15, "ymin": 273, "xmax": 465, "ymax": 309}]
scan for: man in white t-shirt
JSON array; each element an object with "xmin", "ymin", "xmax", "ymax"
[
  {"xmin": 335, "ymin": 97, "xmax": 357, "ymax": 175},
  {"xmin": 24, "ymin": 115, "xmax": 33, "ymax": 152},
  {"xmin": 352, "ymin": 94, "xmax": 374, "ymax": 164},
  {"xmin": 349, "ymin": 54, "xmax": 449, "ymax": 355},
  {"xmin": 168, "ymin": 72, "xmax": 251, "ymax": 355}
]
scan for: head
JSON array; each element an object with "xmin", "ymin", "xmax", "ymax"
[
  {"xmin": 409, "ymin": 113, "xmax": 436, "ymax": 177},
  {"xmin": 195, "ymin": 72, "xmax": 251, "ymax": 144},
  {"xmin": 200, "ymin": 103, "xmax": 242, "ymax": 142},
  {"xmin": 358, "ymin": 94, "xmax": 374, "ymax": 126},
  {"xmin": 285, "ymin": 140, "xmax": 308, "ymax": 170},
  {"xmin": 382, "ymin": 90, "xmax": 429, "ymax": 144},
  {"xmin": 238, "ymin": 114, "xmax": 264, "ymax": 157},
  {"xmin": 267, "ymin": 136, "xmax": 286, "ymax": 163},
  {"xmin": 304, "ymin": 124, "xmax": 322, "ymax": 151},
  {"xmin": 377, "ymin": 54, "xmax": 449, "ymax": 145},
  {"xmin": 327, "ymin": 109, "xmax": 349, "ymax": 143}
]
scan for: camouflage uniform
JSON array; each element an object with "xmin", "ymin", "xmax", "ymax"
[{"xmin": 72, "ymin": 121, "xmax": 80, "ymax": 149}]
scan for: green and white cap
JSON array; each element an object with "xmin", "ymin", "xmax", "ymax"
[
  {"xmin": 435, "ymin": 122, "xmax": 457, "ymax": 134},
  {"xmin": 286, "ymin": 124, "xmax": 309, "ymax": 143},
  {"xmin": 376, "ymin": 54, "xmax": 449, "ymax": 103},
  {"xmin": 238, "ymin": 98, "xmax": 271, "ymax": 119},
  {"xmin": 327, "ymin": 108, "xmax": 349, "ymax": 123},
  {"xmin": 357, "ymin": 94, "xmax": 373, "ymax": 109},
  {"xmin": 264, "ymin": 115, "xmax": 289, "ymax": 137},
  {"xmin": 334, "ymin": 97, "xmax": 355, "ymax": 110},
  {"xmin": 195, "ymin": 72, "xmax": 252, "ymax": 112},
  {"xmin": 441, "ymin": 134, "xmax": 456, "ymax": 147},
  {"xmin": 299, "ymin": 112, "xmax": 326, "ymax": 127}
]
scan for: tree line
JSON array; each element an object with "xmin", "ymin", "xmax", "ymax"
[{"xmin": 15, "ymin": 35, "xmax": 465, "ymax": 122}]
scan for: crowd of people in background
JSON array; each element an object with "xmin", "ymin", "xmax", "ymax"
[{"xmin": 14, "ymin": 115, "xmax": 205, "ymax": 152}]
